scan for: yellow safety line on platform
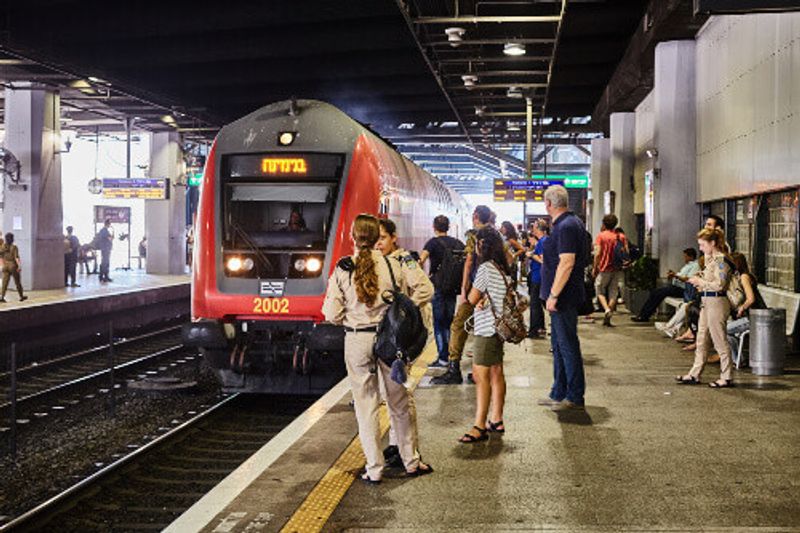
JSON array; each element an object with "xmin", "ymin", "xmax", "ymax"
[{"xmin": 280, "ymin": 345, "xmax": 435, "ymax": 533}]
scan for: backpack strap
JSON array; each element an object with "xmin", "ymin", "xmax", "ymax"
[
  {"xmin": 483, "ymin": 261, "xmax": 511, "ymax": 320},
  {"xmin": 382, "ymin": 255, "xmax": 400, "ymax": 292}
]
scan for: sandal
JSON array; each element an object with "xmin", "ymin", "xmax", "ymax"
[
  {"xmin": 405, "ymin": 462, "xmax": 434, "ymax": 478},
  {"xmin": 487, "ymin": 420, "xmax": 505, "ymax": 434},
  {"xmin": 709, "ymin": 379, "xmax": 734, "ymax": 388},
  {"xmin": 359, "ymin": 470, "xmax": 381, "ymax": 485},
  {"xmin": 675, "ymin": 375, "xmax": 701, "ymax": 385},
  {"xmin": 459, "ymin": 426, "xmax": 488, "ymax": 443}
]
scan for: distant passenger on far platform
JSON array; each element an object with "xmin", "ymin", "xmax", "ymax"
[
  {"xmin": 322, "ymin": 214, "xmax": 433, "ymax": 483},
  {"xmin": 631, "ymin": 248, "xmax": 699, "ymax": 322},
  {"xmin": 676, "ymin": 227, "xmax": 735, "ymax": 388},
  {"xmin": 592, "ymin": 214, "xmax": 626, "ymax": 327},
  {"xmin": 419, "ymin": 215, "xmax": 465, "ymax": 369},
  {"xmin": 459, "ymin": 227, "xmax": 511, "ymax": 443},
  {"xmin": 64, "ymin": 226, "xmax": 81, "ymax": 288},
  {"xmin": 375, "ymin": 217, "xmax": 433, "ymax": 470},
  {"xmin": 138, "ymin": 236, "xmax": 147, "ymax": 269},
  {"xmin": 97, "ymin": 218, "xmax": 114, "ymax": 283},
  {"xmin": 432, "ymin": 205, "xmax": 492, "ymax": 385},
  {"xmin": 0, "ymin": 233, "xmax": 28, "ymax": 303},
  {"xmin": 539, "ymin": 185, "xmax": 588, "ymax": 411}
]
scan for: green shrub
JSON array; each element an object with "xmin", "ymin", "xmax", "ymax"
[{"xmin": 627, "ymin": 255, "xmax": 659, "ymax": 291}]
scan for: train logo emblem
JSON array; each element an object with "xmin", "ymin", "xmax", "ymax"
[{"xmin": 259, "ymin": 281, "xmax": 285, "ymax": 297}]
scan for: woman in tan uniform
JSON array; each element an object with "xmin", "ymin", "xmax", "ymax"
[
  {"xmin": 676, "ymin": 227, "xmax": 734, "ymax": 388},
  {"xmin": 323, "ymin": 214, "xmax": 434, "ymax": 483},
  {"xmin": 0, "ymin": 233, "xmax": 28, "ymax": 303}
]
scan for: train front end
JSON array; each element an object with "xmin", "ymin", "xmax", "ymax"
[{"xmin": 184, "ymin": 100, "xmax": 362, "ymax": 394}]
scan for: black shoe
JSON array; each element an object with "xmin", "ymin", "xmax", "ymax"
[
  {"xmin": 466, "ymin": 372, "xmax": 475, "ymax": 384},
  {"xmin": 0, "ymin": 298, "xmax": 6, "ymax": 303},
  {"xmin": 383, "ymin": 445, "xmax": 403, "ymax": 469},
  {"xmin": 602, "ymin": 311, "xmax": 612, "ymax": 327},
  {"xmin": 70, "ymin": 283, "xmax": 80, "ymax": 288},
  {"xmin": 106, "ymin": 278, "xmax": 113, "ymax": 282},
  {"xmin": 427, "ymin": 358, "xmax": 448, "ymax": 369},
  {"xmin": 630, "ymin": 316, "xmax": 649, "ymax": 323},
  {"xmin": 19, "ymin": 296, "xmax": 27, "ymax": 302},
  {"xmin": 431, "ymin": 361, "xmax": 463, "ymax": 385}
]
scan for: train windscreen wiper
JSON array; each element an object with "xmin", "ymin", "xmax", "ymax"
[{"xmin": 230, "ymin": 221, "xmax": 275, "ymax": 272}]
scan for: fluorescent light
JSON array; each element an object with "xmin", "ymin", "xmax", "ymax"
[
  {"xmin": 507, "ymin": 86, "xmax": 523, "ymax": 99},
  {"xmin": 503, "ymin": 43, "xmax": 526, "ymax": 56},
  {"xmin": 462, "ymin": 74, "xmax": 478, "ymax": 87},
  {"xmin": 445, "ymin": 27, "xmax": 466, "ymax": 47}
]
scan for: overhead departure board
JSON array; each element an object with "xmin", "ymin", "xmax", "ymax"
[
  {"xmin": 493, "ymin": 175, "xmax": 589, "ymax": 202},
  {"xmin": 102, "ymin": 178, "xmax": 169, "ymax": 200}
]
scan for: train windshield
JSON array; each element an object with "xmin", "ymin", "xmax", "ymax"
[{"xmin": 224, "ymin": 182, "xmax": 337, "ymax": 250}]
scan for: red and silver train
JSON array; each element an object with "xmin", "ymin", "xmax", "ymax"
[{"xmin": 184, "ymin": 99, "xmax": 468, "ymax": 394}]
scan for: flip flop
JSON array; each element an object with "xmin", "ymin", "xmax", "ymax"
[
  {"xmin": 359, "ymin": 470, "xmax": 381, "ymax": 485},
  {"xmin": 487, "ymin": 420, "xmax": 505, "ymax": 434},
  {"xmin": 405, "ymin": 462, "xmax": 434, "ymax": 478},
  {"xmin": 709, "ymin": 380, "xmax": 734, "ymax": 388},
  {"xmin": 675, "ymin": 375, "xmax": 701, "ymax": 385}
]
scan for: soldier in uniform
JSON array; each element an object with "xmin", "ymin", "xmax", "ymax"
[
  {"xmin": 0, "ymin": 233, "xmax": 28, "ymax": 303},
  {"xmin": 323, "ymin": 214, "xmax": 434, "ymax": 484}
]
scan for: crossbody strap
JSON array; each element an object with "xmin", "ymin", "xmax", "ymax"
[{"xmin": 382, "ymin": 255, "xmax": 400, "ymax": 292}]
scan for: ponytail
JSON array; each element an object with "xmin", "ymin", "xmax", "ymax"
[{"xmin": 351, "ymin": 214, "xmax": 380, "ymax": 307}]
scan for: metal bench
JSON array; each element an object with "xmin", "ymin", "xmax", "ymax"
[{"xmin": 734, "ymin": 284, "xmax": 800, "ymax": 369}]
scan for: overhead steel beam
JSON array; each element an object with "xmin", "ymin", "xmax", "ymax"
[
  {"xmin": 429, "ymin": 38, "xmax": 556, "ymax": 47},
  {"xmin": 413, "ymin": 15, "xmax": 561, "ymax": 24},
  {"xmin": 538, "ymin": 0, "xmax": 567, "ymax": 143},
  {"xmin": 438, "ymin": 56, "xmax": 551, "ymax": 63},
  {"xmin": 694, "ymin": 0, "xmax": 800, "ymax": 13},
  {"xmin": 442, "ymin": 70, "xmax": 549, "ymax": 77}
]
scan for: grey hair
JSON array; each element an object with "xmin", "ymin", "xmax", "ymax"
[{"xmin": 544, "ymin": 185, "xmax": 569, "ymax": 208}]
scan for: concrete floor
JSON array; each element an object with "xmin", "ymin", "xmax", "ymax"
[{"xmin": 325, "ymin": 315, "xmax": 800, "ymax": 532}]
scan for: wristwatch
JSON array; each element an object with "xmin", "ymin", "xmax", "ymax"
[{"xmin": 548, "ymin": 293, "xmax": 559, "ymax": 300}]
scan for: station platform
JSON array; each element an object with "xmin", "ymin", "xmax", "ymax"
[
  {"xmin": 165, "ymin": 316, "xmax": 800, "ymax": 532},
  {"xmin": 0, "ymin": 269, "xmax": 190, "ymax": 360}
]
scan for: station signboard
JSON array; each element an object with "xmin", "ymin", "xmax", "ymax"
[
  {"xmin": 102, "ymin": 177, "xmax": 170, "ymax": 200},
  {"xmin": 94, "ymin": 205, "xmax": 131, "ymax": 224},
  {"xmin": 493, "ymin": 174, "xmax": 589, "ymax": 202}
]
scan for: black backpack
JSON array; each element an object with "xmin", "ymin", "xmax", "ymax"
[
  {"xmin": 373, "ymin": 256, "xmax": 428, "ymax": 370},
  {"xmin": 611, "ymin": 235, "xmax": 632, "ymax": 270},
  {"xmin": 431, "ymin": 237, "xmax": 465, "ymax": 296}
]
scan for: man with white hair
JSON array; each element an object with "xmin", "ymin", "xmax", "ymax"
[{"xmin": 538, "ymin": 185, "xmax": 589, "ymax": 411}]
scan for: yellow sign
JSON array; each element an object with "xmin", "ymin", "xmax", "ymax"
[
  {"xmin": 252, "ymin": 297, "xmax": 290, "ymax": 314},
  {"xmin": 261, "ymin": 158, "xmax": 308, "ymax": 175}
]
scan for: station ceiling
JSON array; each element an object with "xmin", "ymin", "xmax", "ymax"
[{"xmin": 0, "ymin": 1, "xmax": 701, "ymax": 191}]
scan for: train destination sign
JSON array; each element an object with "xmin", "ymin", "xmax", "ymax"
[
  {"xmin": 226, "ymin": 153, "xmax": 344, "ymax": 179},
  {"xmin": 102, "ymin": 177, "xmax": 169, "ymax": 200}
]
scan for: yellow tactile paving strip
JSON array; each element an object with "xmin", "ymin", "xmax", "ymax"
[{"xmin": 280, "ymin": 347, "xmax": 434, "ymax": 533}]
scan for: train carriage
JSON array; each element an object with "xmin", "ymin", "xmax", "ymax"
[{"xmin": 184, "ymin": 99, "xmax": 468, "ymax": 394}]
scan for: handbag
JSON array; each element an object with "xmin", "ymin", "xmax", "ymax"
[
  {"xmin": 726, "ymin": 272, "xmax": 745, "ymax": 309},
  {"xmin": 485, "ymin": 263, "xmax": 528, "ymax": 344}
]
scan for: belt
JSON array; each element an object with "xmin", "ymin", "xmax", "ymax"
[
  {"xmin": 700, "ymin": 291, "xmax": 723, "ymax": 297},
  {"xmin": 345, "ymin": 326, "xmax": 378, "ymax": 333}
]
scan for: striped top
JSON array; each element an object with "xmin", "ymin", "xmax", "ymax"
[{"xmin": 472, "ymin": 261, "xmax": 511, "ymax": 337}]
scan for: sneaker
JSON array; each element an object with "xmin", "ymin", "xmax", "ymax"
[
  {"xmin": 19, "ymin": 296, "xmax": 28, "ymax": 302},
  {"xmin": 537, "ymin": 397, "xmax": 560, "ymax": 406},
  {"xmin": 550, "ymin": 400, "xmax": 585, "ymax": 412},
  {"xmin": 602, "ymin": 311, "xmax": 612, "ymax": 327},
  {"xmin": 427, "ymin": 359, "xmax": 448, "ymax": 369},
  {"xmin": 70, "ymin": 283, "xmax": 80, "ymax": 288},
  {"xmin": 431, "ymin": 369, "xmax": 463, "ymax": 385}
]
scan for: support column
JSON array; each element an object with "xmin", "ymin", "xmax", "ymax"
[
  {"xmin": 145, "ymin": 132, "xmax": 186, "ymax": 275},
  {"xmin": 653, "ymin": 40, "xmax": 698, "ymax": 274},
  {"xmin": 590, "ymin": 138, "xmax": 611, "ymax": 235},
  {"xmin": 2, "ymin": 83, "xmax": 64, "ymax": 290},
  {"xmin": 609, "ymin": 112, "xmax": 636, "ymax": 236}
]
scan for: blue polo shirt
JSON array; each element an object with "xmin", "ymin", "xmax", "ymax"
[
  {"xmin": 540, "ymin": 211, "xmax": 587, "ymax": 310},
  {"xmin": 529, "ymin": 236, "xmax": 547, "ymax": 285}
]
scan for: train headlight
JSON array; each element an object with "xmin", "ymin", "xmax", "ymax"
[
  {"xmin": 306, "ymin": 257, "xmax": 322, "ymax": 272},
  {"xmin": 227, "ymin": 257, "xmax": 243, "ymax": 272},
  {"xmin": 242, "ymin": 257, "xmax": 255, "ymax": 271},
  {"xmin": 294, "ymin": 258, "xmax": 306, "ymax": 272},
  {"xmin": 278, "ymin": 131, "xmax": 296, "ymax": 146}
]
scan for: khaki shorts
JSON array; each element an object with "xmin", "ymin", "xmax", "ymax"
[
  {"xmin": 472, "ymin": 334, "xmax": 504, "ymax": 367},
  {"xmin": 595, "ymin": 270, "xmax": 623, "ymax": 301}
]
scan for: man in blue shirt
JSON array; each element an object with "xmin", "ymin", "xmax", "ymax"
[
  {"xmin": 527, "ymin": 219, "xmax": 549, "ymax": 338},
  {"xmin": 538, "ymin": 185, "xmax": 588, "ymax": 411}
]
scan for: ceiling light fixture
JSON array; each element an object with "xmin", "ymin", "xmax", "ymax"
[
  {"xmin": 445, "ymin": 27, "xmax": 466, "ymax": 47},
  {"xmin": 462, "ymin": 74, "xmax": 478, "ymax": 88},
  {"xmin": 507, "ymin": 86, "xmax": 523, "ymax": 99},
  {"xmin": 503, "ymin": 43, "xmax": 526, "ymax": 56},
  {"xmin": 507, "ymin": 121, "xmax": 521, "ymax": 132},
  {"xmin": 475, "ymin": 106, "xmax": 486, "ymax": 116}
]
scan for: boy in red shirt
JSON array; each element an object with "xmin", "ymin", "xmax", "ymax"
[{"xmin": 592, "ymin": 214, "xmax": 627, "ymax": 326}]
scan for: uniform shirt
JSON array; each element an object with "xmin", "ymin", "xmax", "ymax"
[
  {"xmin": 0, "ymin": 243, "xmax": 20, "ymax": 269},
  {"xmin": 595, "ymin": 230, "xmax": 626, "ymax": 273},
  {"xmin": 97, "ymin": 227, "xmax": 113, "ymax": 252},
  {"xmin": 672, "ymin": 260, "xmax": 699, "ymax": 288},
  {"xmin": 472, "ymin": 261, "xmax": 510, "ymax": 337},
  {"xmin": 529, "ymin": 236, "xmax": 547, "ymax": 285},
  {"xmin": 540, "ymin": 212, "xmax": 587, "ymax": 309},
  {"xmin": 463, "ymin": 222, "xmax": 488, "ymax": 286},
  {"xmin": 696, "ymin": 251, "xmax": 731, "ymax": 293},
  {"xmin": 322, "ymin": 249, "xmax": 433, "ymax": 330}
]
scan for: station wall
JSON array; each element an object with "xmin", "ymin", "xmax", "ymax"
[{"xmin": 696, "ymin": 13, "xmax": 800, "ymax": 201}]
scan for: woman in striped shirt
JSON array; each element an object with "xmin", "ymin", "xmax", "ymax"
[{"xmin": 460, "ymin": 227, "xmax": 512, "ymax": 443}]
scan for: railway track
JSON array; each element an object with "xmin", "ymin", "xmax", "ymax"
[
  {"xmin": 0, "ymin": 326, "xmax": 195, "ymax": 424},
  {"xmin": 2, "ymin": 394, "xmax": 314, "ymax": 532}
]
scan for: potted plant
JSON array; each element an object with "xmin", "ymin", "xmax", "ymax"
[{"xmin": 624, "ymin": 256, "xmax": 659, "ymax": 316}]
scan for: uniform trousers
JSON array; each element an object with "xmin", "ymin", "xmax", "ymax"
[
  {"xmin": 345, "ymin": 331, "xmax": 418, "ymax": 480},
  {"xmin": 1, "ymin": 266, "xmax": 24, "ymax": 298},
  {"xmin": 689, "ymin": 296, "xmax": 733, "ymax": 381},
  {"xmin": 448, "ymin": 301, "xmax": 475, "ymax": 362}
]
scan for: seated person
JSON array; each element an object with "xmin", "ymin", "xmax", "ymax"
[
  {"xmin": 727, "ymin": 252, "xmax": 766, "ymax": 360},
  {"xmin": 631, "ymin": 248, "xmax": 699, "ymax": 322},
  {"xmin": 283, "ymin": 210, "xmax": 307, "ymax": 232}
]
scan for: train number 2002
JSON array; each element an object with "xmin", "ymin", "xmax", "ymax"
[{"xmin": 252, "ymin": 297, "xmax": 290, "ymax": 314}]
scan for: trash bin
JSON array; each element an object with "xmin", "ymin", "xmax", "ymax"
[{"xmin": 749, "ymin": 308, "xmax": 786, "ymax": 376}]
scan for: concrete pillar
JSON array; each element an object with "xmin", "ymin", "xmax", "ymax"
[
  {"xmin": 145, "ymin": 132, "xmax": 186, "ymax": 274},
  {"xmin": 2, "ymin": 83, "xmax": 64, "ymax": 290},
  {"xmin": 609, "ymin": 112, "xmax": 636, "ymax": 237},
  {"xmin": 590, "ymin": 138, "xmax": 611, "ymax": 235},
  {"xmin": 653, "ymin": 40, "xmax": 698, "ymax": 274}
]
